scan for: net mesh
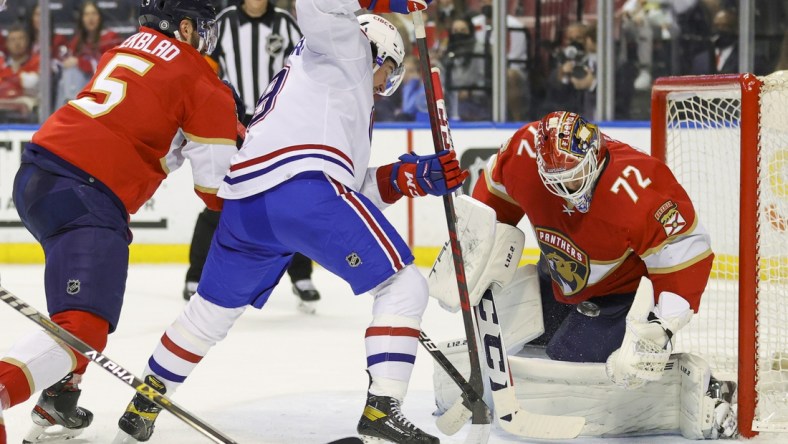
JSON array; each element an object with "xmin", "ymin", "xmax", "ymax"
[{"xmin": 661, "ymin": 71, "xmax": 788, "ymax": 432}]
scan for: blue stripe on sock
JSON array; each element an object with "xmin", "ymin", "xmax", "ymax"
[
  {"xmin": 147, "ymin": 356, "xmax": 187, "ymax": 383},
  {"xmin": 366, "ymin": 352, "xmax": 416, "ymax": 367}
]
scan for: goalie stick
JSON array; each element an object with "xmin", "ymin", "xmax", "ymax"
[
  {"xmin": 411, "ymin": 9, "xmax": 492, "ymax": 440},
  {"xmin": 0, "ymin": 285, "xmax": 238, "ymax": 444},
  {"xmin": 475, "ymin": 289, "xmax": 586, "ymax": 439}
]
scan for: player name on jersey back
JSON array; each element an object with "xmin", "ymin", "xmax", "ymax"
[{"xmin": 119, "ymin": 31, "xmax": 181, "ymax": 62}]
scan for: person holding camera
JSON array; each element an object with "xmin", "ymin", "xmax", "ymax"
[
  {"xmin": 542, "ymin": 22, "xmax": 597, "ymax": 119},
  {"xmin": 442, "ymin": 15, "xmax": 490, "ymax": 121}
]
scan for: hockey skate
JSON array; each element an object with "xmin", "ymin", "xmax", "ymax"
[
  {"xmin": 182, "ymin": 281, "xmax": 198, "ymax": 301},
  {"xmin": 23, "ymin": 373, "xmax": 93, "ymax": 444},
  {"xmin": 292, "ymin": 279, "xmax": 320, "ymax": 314},
  {"xmin": 357, "ymin": 394, "xmax": 439, "ymax": 444},
  {"xmin": 706, "ymin": 377, "xmax": 738, "ymax": 439},
  {"xmin": 114, "ymin": 375, "xmax": 166, "ymax": 443}
]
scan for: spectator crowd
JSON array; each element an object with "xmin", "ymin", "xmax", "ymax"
[{"xmin": 1, "ymin": 0, "xmax": 786, "ymax": 123}]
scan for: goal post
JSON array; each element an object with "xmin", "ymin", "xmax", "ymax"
[{"xmin": 651, "ymin": 72, "xmax": 788, "ymax": 438}]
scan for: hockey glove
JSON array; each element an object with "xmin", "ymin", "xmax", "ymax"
[
  {"xmin": 359, "ymin": 0, "xmax": 432, "ymax": 14},
  {"xmin": 606, "ymin": 292, "xmax": 693, "ymax": 389},
  {"xmin": 390, "ymin": 150, "xmax": 468, "ymax": 198}
]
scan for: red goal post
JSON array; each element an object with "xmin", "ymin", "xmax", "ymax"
[{"xmin": 651, "ymin": 72, "xmax": 788, "ymax": 438}]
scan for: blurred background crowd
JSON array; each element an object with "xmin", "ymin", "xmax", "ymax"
[{"xmin": 1, "ymin": 0, "xmax": 786, "ymax": 124}]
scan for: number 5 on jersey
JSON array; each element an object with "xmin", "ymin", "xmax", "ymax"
[{"xmin": 70, "ymin": 54, "xmax": 154, "ymax": 118}]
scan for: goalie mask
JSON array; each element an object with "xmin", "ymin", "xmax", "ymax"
[
  {"xmin": 535, "ymin": 111, "xmax": 606, "ymax": 213},
  {"xmin": 139, "ymin": 0, "xmax": 218, "ymax": 54},
  {"xmin": 358, "ymin": 14, "xmax": 405, "ymax": 96}
]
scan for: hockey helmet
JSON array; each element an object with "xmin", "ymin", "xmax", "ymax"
[
  {"xmin": 535, "ymin": 111, "xmax": 606, "ymax": 213},
  {"xmin": 139, "ymin": 0, "xmax": 218, "ymax": 54},
  {"xmin": 358, "ymin": 14, "xmax": 405, "ymax": 96}
]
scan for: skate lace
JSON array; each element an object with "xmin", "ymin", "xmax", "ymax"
[{"xmin": 389, "ymin": 399, "xmax": 417, "ymax": 431}]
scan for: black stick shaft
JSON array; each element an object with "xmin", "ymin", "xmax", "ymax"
[
  {"xmin": 411, "ymin": 10, "xmax": 490, "ymax": 426},
  {"xmin": 0, "ymin": 286, "xmax": 238, "ymax": 444}
]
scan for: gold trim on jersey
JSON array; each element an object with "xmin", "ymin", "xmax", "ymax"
[
  {"xmin": 588, "ymin": 249, "xmax": 634, "ymax": 285},
  {"xmin": 647, "ymin": 248, "xmax": 713, "ymax": 274},
  {"xmin": 484, "ymin": 155, "xmax": 520, "ymax": 206},
  {"xmin": 194, "ymin": 185, "xmax": 219, "ymax": 194},
  {"xmin": 159, "ymin": 157, "xmax": 170, "ymax": 175},
  {"xmin": 182, "ymin": 132, "xmax": 236, "ymax": 146}
]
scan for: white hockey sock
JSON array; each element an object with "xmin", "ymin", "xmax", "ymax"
[
  {"xmin": 365, "ymin": 314, "xmax": 421, "ymax": 401},
  {"xmin": 146, "ymin": 294, "xmax": 245, "ymax": 393},
  {"xmin": 2, "ymin": 329, "xmax": 77, "ymax": 396}
]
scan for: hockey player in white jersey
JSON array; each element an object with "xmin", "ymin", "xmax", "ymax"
[{"xmin": 115, "ymin": 1, "xmax": 467, "ymax": 443}]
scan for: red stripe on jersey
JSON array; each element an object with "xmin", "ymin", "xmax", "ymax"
[
  {"xmin": 160, "ymin": 334, "xmax": 203, "ymax": 363},
  {"xmin": 333, "ymin": 179, "xmax": 405, "ymax": 270},
  {"xmin": 365, "ymin": 326, "xmax": 421, "ymax": 338},
  {"xmin": 229, "ymin": 144, "xmax": 354, "ymax": 172}
]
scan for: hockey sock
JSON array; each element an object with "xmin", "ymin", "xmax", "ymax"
[
  {"xmin": 50, "ymin": 310, "xmax": 109, "ymax": 375},
  {"xmin": 146, "ymin": 294, "xmax": 245, "ymax": 393},
  {"xmin": 365, "ymin": 314, "xmax": 421, "ymax": 401},
  {"xmin": 0, "ymin": 330, "xmax": 77, "ymax": 408}
]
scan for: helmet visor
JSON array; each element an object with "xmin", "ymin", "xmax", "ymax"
[
  {"xmin": 196, "ymin": 17, "xmax": 218, "ymax": 54},
  {"xmin": 378, "ymin": 63, "xmax": 404, "ymax": 97}
]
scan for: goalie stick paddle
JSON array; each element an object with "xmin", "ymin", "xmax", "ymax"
[
  {"xmin": 0, "ymin": 286, "xmax": 238, "ymax": 444},
  {"xmin": 474, "ymin": 289, "xmax": 586, "ymax": 439},
  {"xmin": 412, "ymin": 9, "xmax": 491, "ymax": 440}
]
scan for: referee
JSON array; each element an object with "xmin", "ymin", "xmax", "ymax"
[
  {"xmin": 209, "ymin": 0, "xmax": 302, "ymax": 121},
  {"xmin": 184, "ymin": 0, "xmax": 321, "ymax": 313}
]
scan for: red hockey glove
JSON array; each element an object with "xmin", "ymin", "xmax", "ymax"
[
  {"xmin": 390, "ymin": 150, "xmax": 468, "ymax": 198},
  {"xmin": 359, "ymin": 0, "xmax": 431, "ymax": 14}
]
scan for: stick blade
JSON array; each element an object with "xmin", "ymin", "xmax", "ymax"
[
  {"xmin": 436, "ymin": 395, "xmax": 473, "ymax": 435},
  {"xmin": 499, "ymin": 410, "xmax": 585, "ymax": 440}
]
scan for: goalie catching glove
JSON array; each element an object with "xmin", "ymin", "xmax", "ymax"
[
  {"xmin": 359, "ymin": 0, "xmax": 432, "ymax": 14},
  {"xmin": 606, "ymin": 291, "xmax": 694, "ymax": 389}
]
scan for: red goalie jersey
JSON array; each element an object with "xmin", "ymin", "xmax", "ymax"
[
  {"xmin": 472, "ymin": 122, "xmax": 714, "ymax": 311},
  {"xmin": 32, "ymin": 28, "xmax": 238, "ymax": 214}
]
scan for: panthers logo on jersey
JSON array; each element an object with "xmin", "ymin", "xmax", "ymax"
[{"xmin": 535, "ymin": 227, "xmax": 589, "ymax": 297}]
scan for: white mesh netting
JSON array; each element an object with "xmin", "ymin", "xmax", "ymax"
[{"xmin": 661, "ymin": 71, "xmax": 788, "ymax": 432}]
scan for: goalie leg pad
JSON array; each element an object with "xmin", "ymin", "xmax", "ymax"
[
  {"xmin": 493, "ymin": 264, "xmax": 544, "ymax": 354},
  {"xmin": 508, "ymin": 354, "xmax": 683, "ymax": 437},
  {"xmin": 432, "ymin": 340, "xmax": 471, "ymax": 414},
  {"xmin": 428, "ymin": 195, "xmax": 497, "ymax": 312},
  {"xmin": 679, "ymin": 353, "xmax": 738, "ymax": 439},
  {"xmin": 428, "ymin": 196, "xmax": 524, "ymax": 312}
]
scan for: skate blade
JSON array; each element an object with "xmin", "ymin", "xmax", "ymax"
[
  {"xmin": 297, "ymin": 300, "xmax": 318, "ymax": 315},
  {"xmin": 23, "ymin": 423, "xmax": 85, "ymax": 443},
  {"xmin": 111, "ymin": 430, "xmax": 140, "ymax": 444},
  {"xmin": 359, "ymin": 436, "xmax": 392, "ymax": 444}
]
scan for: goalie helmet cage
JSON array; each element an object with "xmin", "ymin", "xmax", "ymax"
[{"xmin": 651, "ymin": 72, "xmax": 788, "ymax": 438}]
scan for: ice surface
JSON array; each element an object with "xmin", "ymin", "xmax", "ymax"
[{"xmin": 0, "ymin": 264, "xmax": 785, "ymax": 443}]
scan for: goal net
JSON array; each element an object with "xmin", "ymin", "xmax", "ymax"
[{"xmin": 651, "ymin": 72, "xmax": 788, "ymax": 437}]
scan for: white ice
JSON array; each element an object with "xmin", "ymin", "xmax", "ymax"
[{"xmin": 0, "ymin": 264, "xmax": 785, "ymax": 444}]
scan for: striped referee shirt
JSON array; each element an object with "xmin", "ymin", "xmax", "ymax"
[{"xmin": 210, "ymin": 3, "xmax": 302, "ymax": 121}]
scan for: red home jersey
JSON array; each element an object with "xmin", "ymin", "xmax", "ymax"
[
  {"xmin": 472, "ymin": 122, "xmax": 714, "ymax": 311},
  {"xmin": 33, "ymin": 28, "xmax": 238, "ymax": 213}
]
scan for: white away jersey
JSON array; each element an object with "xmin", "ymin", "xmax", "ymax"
[{"xmin": 219, "ymin": 0, "xmax": 375, "ymax": 199}]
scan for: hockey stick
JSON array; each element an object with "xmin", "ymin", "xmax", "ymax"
[
  {"xmin": 411, "ymin": 9, "xmax": 491, "ymax": 439},
  {"xmin": 418, "ymin": 331, "xmax": 487, "ymax": 438},
  {"xmin": 0, "ymin": 286, "xmax": 238, "ymax": 444},
  {"xmin": 475, "ymin": 289, "xmax": 585, "ymax": 439}
]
